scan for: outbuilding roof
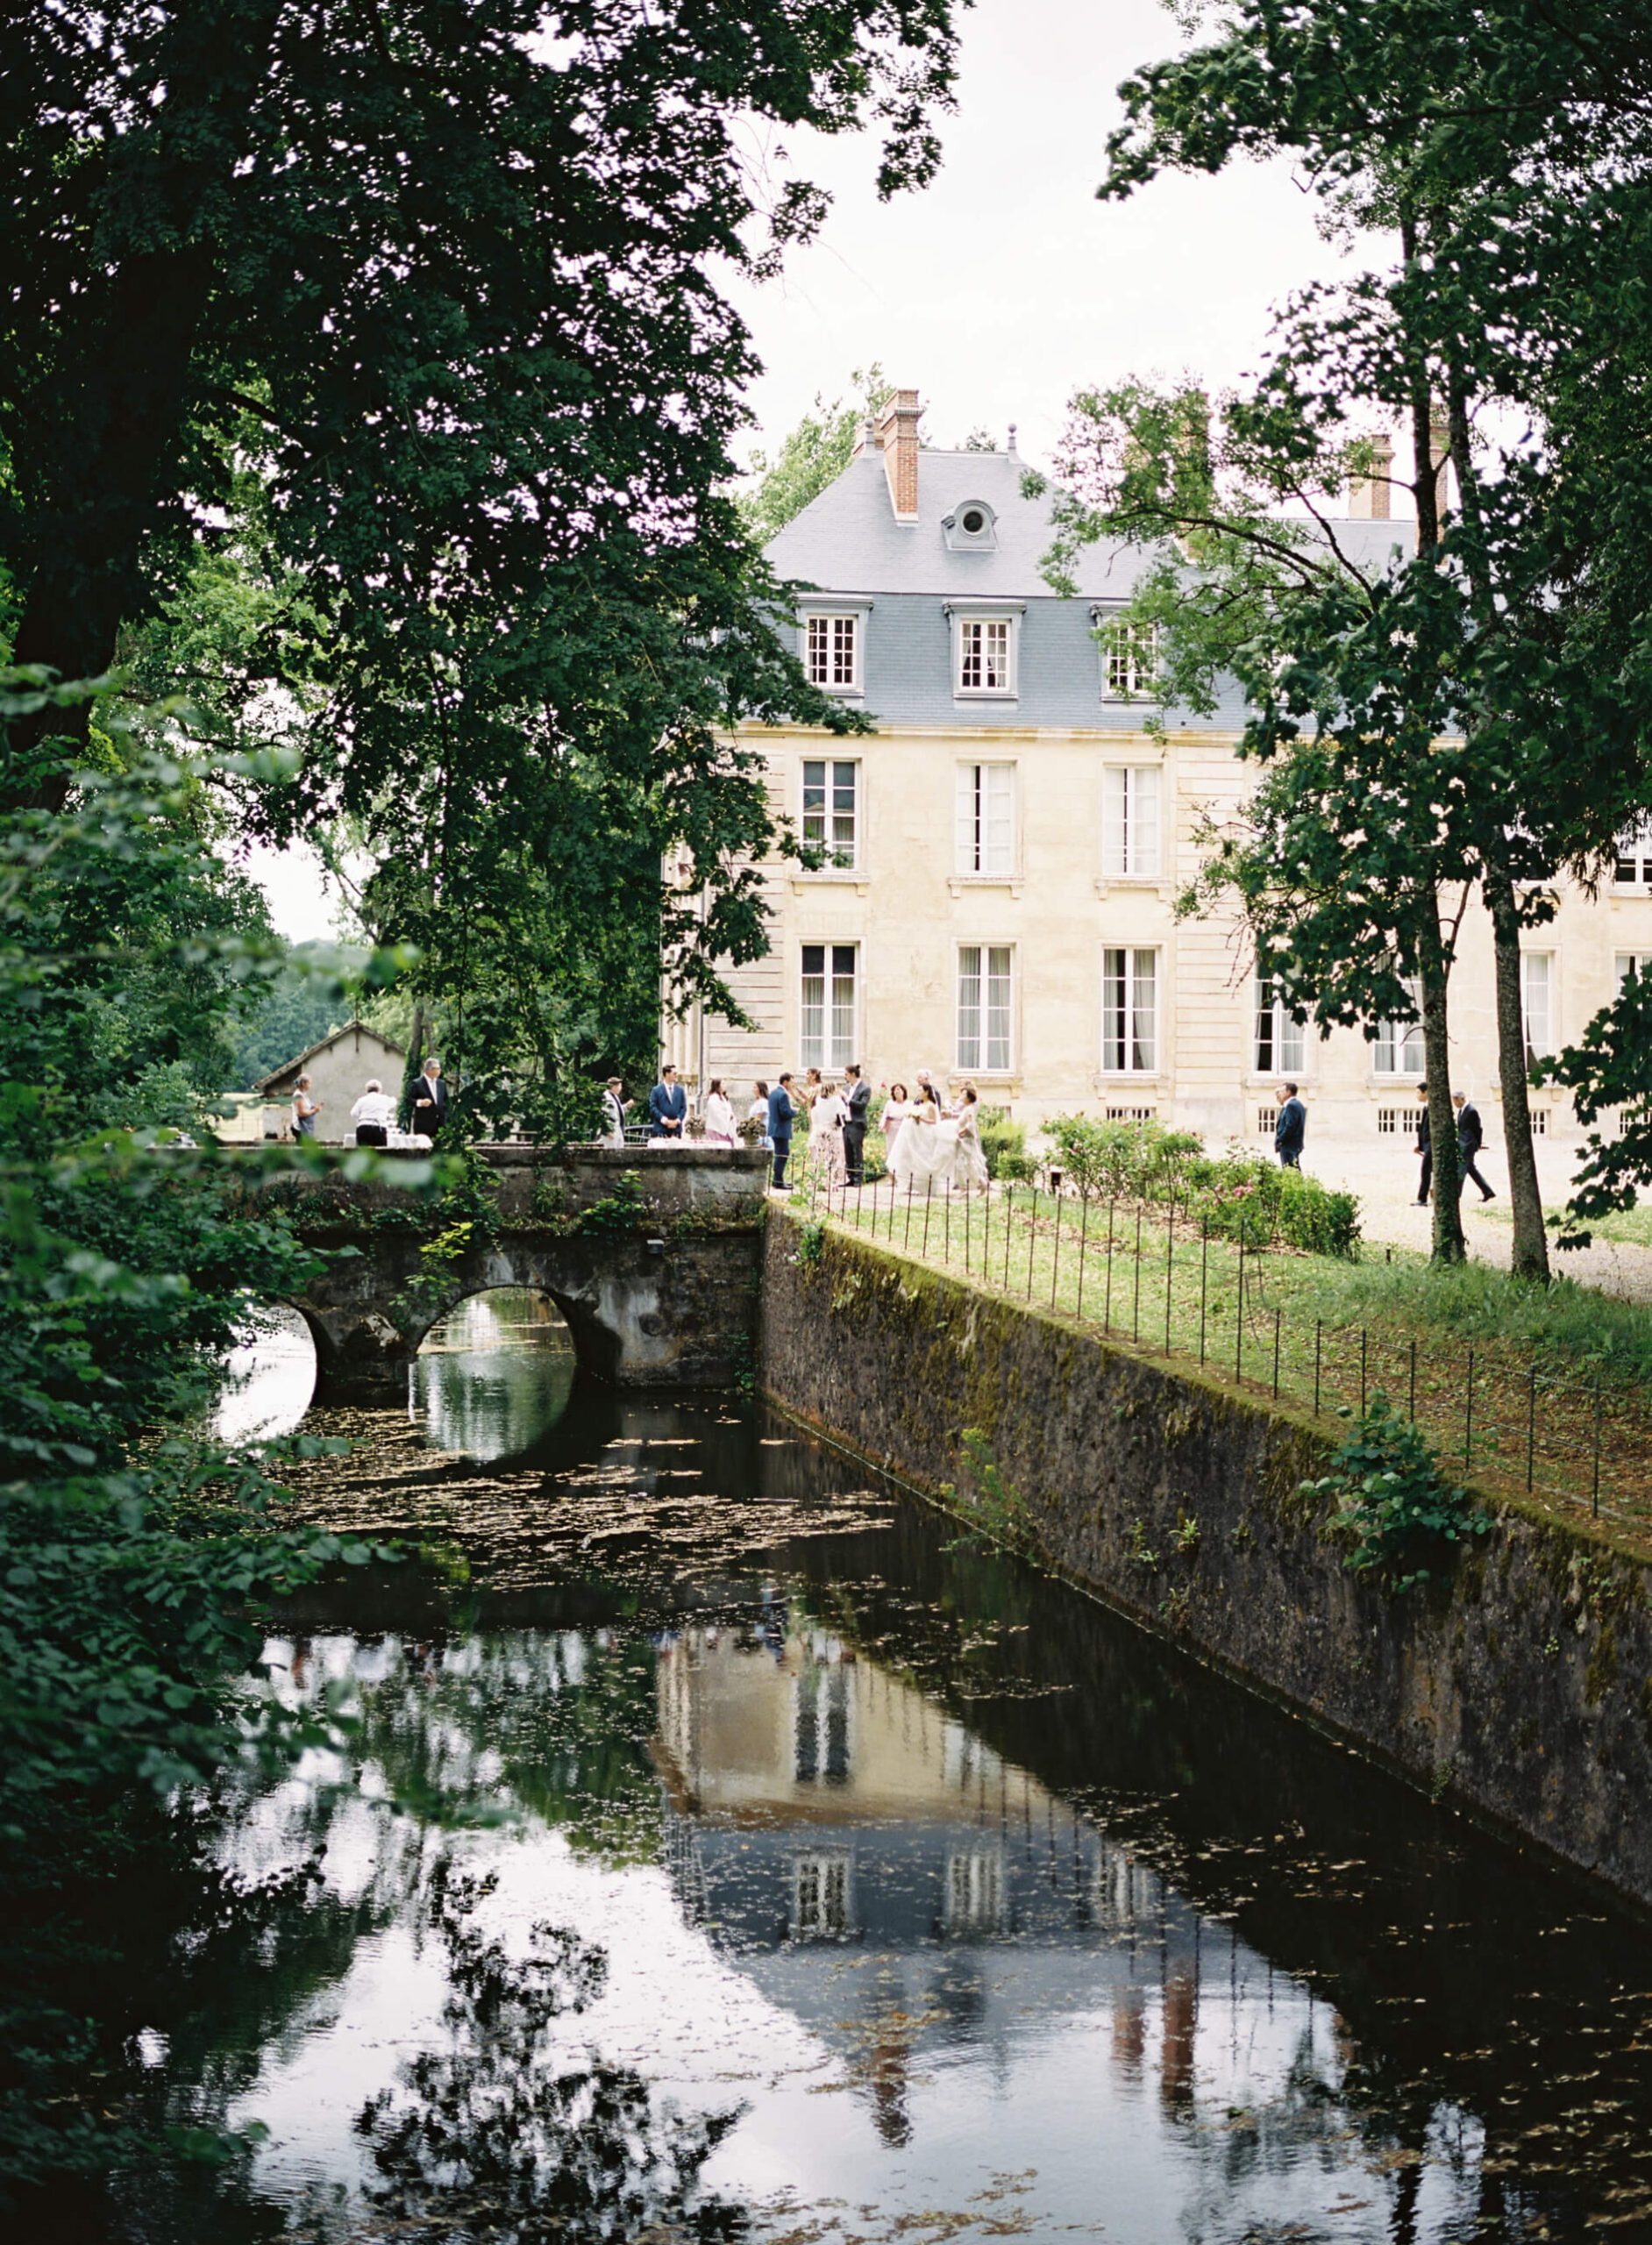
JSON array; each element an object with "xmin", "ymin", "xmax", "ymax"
[{"xmin": 253, "ymin": 1018, "xmax": 406, "ymax": 1094}]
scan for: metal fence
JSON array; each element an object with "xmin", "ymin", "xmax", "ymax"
[{"xmin": 800, "ymin": 1167, "xmax": 1645, "ymax": 1528}]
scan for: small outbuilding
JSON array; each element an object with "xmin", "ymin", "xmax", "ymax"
[{"xmin": 252, "ymin": 1021, "xmax": 408, "ymax": 1143}]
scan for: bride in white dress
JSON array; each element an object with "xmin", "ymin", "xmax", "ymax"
[{"xmin": 892, "ymin": 1087, "xmax": 965, "ymax": 1195}]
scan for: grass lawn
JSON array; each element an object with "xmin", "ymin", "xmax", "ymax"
[
  {"xmin": 798, "ymin": 1173, "xmax": 1652, "ymax": 1538},
  {"xmin": 1478, "ymin": 1200, "xmax": 1652, "ymax": 1251}
]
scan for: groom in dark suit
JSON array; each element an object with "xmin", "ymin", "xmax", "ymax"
[
  {"xmin": 843, "ymin": 1062, "xmax": 871, "ymax": 1185},
  {"xmin": 647, "ymin": 1063, "xmax": 687, "ymax": 1139}
]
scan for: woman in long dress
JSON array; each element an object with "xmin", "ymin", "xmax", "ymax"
[
  {"xmin": 951, "ymin": 1084, "xmax": 990, "ymax": 1194},
  {"xmin": 891, "ymin": 1089, "xmax": 942, "ymax": 1195},
  {"xmin": 815, "ymin": 1081, "xmax": 849, "ymax": 1189},
  {"xmin": 702, "ymin": 1078, "xmax": 736, "ymax": 1145},
  {"xmin": 879, "ymin": 1082, "xmax": 911, "ymax": 1172}
]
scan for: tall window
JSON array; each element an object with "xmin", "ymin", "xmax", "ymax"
[
  {"xmin": 1254, "ymin": 980, "xmax": 1306, "ymax": 1074},
  {"xmin": 1100, "ymin": 614, "xmax": 1159, "ymax": 698},
  {"xmin": 1373, "ymin": 979, "xmax": 1425, "ymax": 1074},
  {"xmin": 1614, "ymin": 819, "xmax": 1652, "ymax": 886},
  {"xmin": 794, "ymin": 1660, "xmax": 851, "ymax": 1783},
  {"xmin": 957, "ymin": 616, "xmax": 1014, "ymax": 694},
  {"xmin": 800, "ymin": 944, "xmax": 858, "ymax": 1073},
  {"xmin": 1520, "ymin": 952, "xmax": 1554, "ymax": 1063},
  {"xmin": 801, "ymin": 759, "xmax": 858, "ymax": 868},
  {"xmin": 1101, "ymin": 765, "xmax": 1161, "ymax": 878},
  {"xmin": 804, "ymin": 612, "xmax": 858, "ymax": 692},
  {"xmin": 1618, "ymin": 952, "xmax": 1652, "ymax": 990},
  {"xmin": 956, "ymin": 762, "xmax": 1015, "ymax": 875},
  {"xmin": 958, "ymin": 945, "xmax": 1014, "ymax": 1073},
  {"xmin": 1102, "ymin": 947, "xmax": 1158, "ymax": 1073},
  {"xmin": 943, "ymin": 1848, "xmax": 1006, "ymax": 1936},
  {"xmin": 792, "ymin": 1852, "xmax": 853, "ymax": 1940}
]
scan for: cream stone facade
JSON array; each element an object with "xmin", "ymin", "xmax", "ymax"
[{"xmin": 664, "ymin": 391, "xmax": 1652, "ymax": 1149}]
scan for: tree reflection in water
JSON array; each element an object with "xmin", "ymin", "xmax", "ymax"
[{"xmin": 352, "ymin": 1863, "xmax": 745, "ymax": 2244}]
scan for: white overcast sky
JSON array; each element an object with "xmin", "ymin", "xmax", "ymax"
[{"xmin": 251, "ymin": 0, "xmax": 1360, "ymax": 944}]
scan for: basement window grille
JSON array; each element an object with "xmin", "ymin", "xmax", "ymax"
[
  {"xmin": 1377, "ymin": 1108, "xmax": 1406, "ymax": 1134},
  {"xmin": 1529, "ymin": 1108, "xmax": 1549, "ymax": 1136},
  {"xmin": 1256, "ymin": 1107, "xmax": 1279, "ymax": 1136},
  {"xmin": 1105, "ymin": 1105, "xmax": 1157, "ymax": 1124}
]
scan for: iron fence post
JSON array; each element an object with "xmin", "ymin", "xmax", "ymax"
[
  {"xmin": 1235, "ymin": 1215, "xmax": 1245, "ymax": 1384},
  {"xmin": 1464, "ymin": 1347, "xmax": 1474, "ymax": 1464},
  {"xmin": 1105, "ymin": 1199, "xmax": 1116, "ymax": 1331},
  {"xmin": 1527, "ymin": 1364, "xmax": 1536, "ymax": 1493},
  {"xmin": 1361, "ymin": 1329, "xmax": 1368, "ymax": 1418},
  {"xmin": 1408, "ymin": 1337, "xmax": 1417, "ymax": 1423},
  {"xmin": 1003, "ymin": 1182, "xmax": 1014, "ymax": 1289},
  {"xmin": 1164, "ymin": 1204, "xmax": 1175, "ymax": 1354},
  {"xmin": 1593, "ymin": 1376, "xmax": 1602, "ymax": 1515},
  {"xmin": 1133, "ymin": 1204, "xmax": 1143, "ymax": 1343},
  {"xmin": 1314, "ymin": 1318, "xmax": 1321, "ymax": 1415},
  {"xmin": 1050, "ymin": 1183, "xmax": 1062, "ymax": 1309},
  {"xmin": 922, "ymin": 1180, "xmax": 932, "ymax": 1258},
  {"xmin": 1077, "ymin": 1194, "xmax": 1089, "ymax": 1320},
  {"xmin": 1272, "ymin": 1308, "xmax": 1281, "ymax": 1399},
  {"xmin": 1200, "ymin": 1218, "xmax": 1209, "ymax": 1365},
  {"xmin": 903, "ymin": 1180, "xmax": 914, "ymax": 1252},
  {"xmin": 1028, "ymin": 1185, "xmax": 1038, "ymax": 1298}
]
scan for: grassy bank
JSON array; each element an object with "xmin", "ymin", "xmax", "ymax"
[{"xmin": 799, "ymin": 1174, "xmax": 1652, "ymax": 1533}]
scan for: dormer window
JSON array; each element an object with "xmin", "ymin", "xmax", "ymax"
[
  {"xmin": 945, "ymin": 600, "xmax": 1023, "ymax": 699},
  {"xmin": 943, "ymin": 499, "xmax": 998, "ymax": 552},
  {"xmin": 805, "ymin": 612, "xmax": 860, "ymax": 693}
]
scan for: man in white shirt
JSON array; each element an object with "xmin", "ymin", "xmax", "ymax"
[{"xmin": 350, "ymin": 1080, "xmax": 398, "ymax": 1146}]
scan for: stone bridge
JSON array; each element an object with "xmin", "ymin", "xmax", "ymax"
[{"xmin": 253, "ymin": 1145, "xmax": 770, "ymax": 1396}]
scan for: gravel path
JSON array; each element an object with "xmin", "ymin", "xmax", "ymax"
[{"xmin": 1288, "ymin": 1138, "xmax": 1652, "ymax": 1308}]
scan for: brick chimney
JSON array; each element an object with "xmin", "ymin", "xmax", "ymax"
[
  {"xmin": 1347, "ymin": 431, "xmax": 1394, "ymax": 518},
  {"xmin": 874, "ymin": 388, "xmax": 921, "ymax": 523}
]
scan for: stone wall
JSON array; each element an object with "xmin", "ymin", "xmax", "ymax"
[
  {"xmin": 241, "ymin": 1143, "xmax": 770, "ymax": 1222},
  {"xmin": 758, "ymin": 1212, "xmax": 1652, "ymax": 1909}
]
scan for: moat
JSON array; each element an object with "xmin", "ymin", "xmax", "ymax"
[{"xmin": 103, "ymin": 1295, "xmax": 1652, "ymax": 2242}]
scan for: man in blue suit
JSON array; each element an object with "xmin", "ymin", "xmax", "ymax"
[
  {"xmin": 767, "ymin": 1073, "xmax": 796, "ymax": 1190},
  {"xmin": 647, "ymin": 1062, "xmax": 687, "ymax": 1139},
  {"xmin": 1274, "ymin": 1082, "xmax": 1307, "ymax": 1169}
]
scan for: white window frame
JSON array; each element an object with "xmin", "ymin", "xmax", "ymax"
[
  {"xmin": 957, "ymin": 944, "xmax": 1015, "ymax": 1076},
  {"xmin": 1520, "ymin": 951, "xmax": 1555, "ymax": 1064},
  {"xmin": 1617, "ymin": 951, "xmax": 1652, "ymax": 991},
  {"xmin": 955, "ymin": 760, "xmax": 1017, "ymax": 877},
  {"xmin": 799, "ymin": 941, "xmax": 858, "ymax": 1074},
  {"xmin": 1101, "ymin": 763, "xmax": 1162, "ymax": 880},
  {"xmin": 1372, "ymin": 978, "xmax": 1426, "ymax": 1077},
  {"xmin": 801, "ymin": 609, "xmax": 862, "ymax": 695},
  {"xmin": 1101, "ymin": 946, "xmax": 1159, "ymax": 1076},
  {"xmin": 1614, "ymin": 819, "xmax": 1652, "ymax": 887},
  {"xmin": 1093, "ymin": 605, "xmax": 1162, "ymax": 702},
  {"xmin": 953, "ymin": 613, "xmax": 1018, "ymax": 698},
  {"xmin": 801, "ymin": 756, "xmax": 859, "ymax": 871},
  {"xmin": 1254, "ymin": 979, "xmax": 1306, "ymax": 1077},
  {"xmin": 791, "ymin": 1849, "xmax": 854, "ymax": 1940}
]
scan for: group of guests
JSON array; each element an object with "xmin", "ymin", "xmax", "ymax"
[
  {"xmin": 289, "ymin": 1057, "xmax": 449, "ymax": 1147},
  {"xmin": 609, "ymin": 1060, "xmax": 988, "ymax": 1198}
]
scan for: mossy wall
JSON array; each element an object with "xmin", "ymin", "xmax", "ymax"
[{"xmin": 759, "ymin": 1212, "xmax": 1652, "ymax": 1910}]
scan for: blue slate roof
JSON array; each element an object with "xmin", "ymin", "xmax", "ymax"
[{"xmin": 765, "ymin": 445, "xmax": 1415, "ymax": 732}]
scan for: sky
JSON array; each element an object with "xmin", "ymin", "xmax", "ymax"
[{"xmin": 249, "ymin": 0, "xmax": 1362, "ymax": 944}]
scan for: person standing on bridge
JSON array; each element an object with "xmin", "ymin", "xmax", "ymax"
[
  {"xmin": 767, "ymin": 1073, "xmax": 796, "ymax": 1191},
  {"xmin": 351, "ymin": 1080, "xmax": 396, "ymax": 1147},
  {"xmin": 648, "ymin": 1062, "xmax": 687, "ymax": 1139},
  {"xmin": 602, "ymin": 1077, "xmax": 630, "ymax": 1145},
  {"xmin": 410, "ymin": 1056, "xmax": 448, "ymax": 1145},
  {"xmin": 291, "ymin": 1074, "xmax": 321, "ymax": 1140}
]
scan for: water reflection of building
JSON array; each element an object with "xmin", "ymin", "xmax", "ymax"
[{"xmin": 653, "ymin": 1621, "xmax": 1335, "ymax": 2151}]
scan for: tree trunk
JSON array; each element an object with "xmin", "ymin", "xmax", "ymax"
[
  {"xmin": 1484, "ymin": 864, "xmax": 1551, "ymax": 1280},
  {"xmin": 1419, "ymin": 939, "xmax": 1466, "ymax": 1264},
  {"xmin": 2, "ymin": 2, "xmax": 284, "ymax": 810}
]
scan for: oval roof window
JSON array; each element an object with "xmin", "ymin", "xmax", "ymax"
[
  {"xmin": 961, "ymin": 507, "xmax": 986, "ymax": 534},
  {"xmin": 943, "ymin": 499, "xmax": 997, "ymax": 552}
]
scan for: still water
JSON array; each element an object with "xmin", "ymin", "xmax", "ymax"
[{"xmin": 130, "ymin": 1300, "xmax": 1652, "ymax": 2241}]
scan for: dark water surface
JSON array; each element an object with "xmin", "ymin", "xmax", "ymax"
[{"xmin": 118, "ymin": 1305, "xmax": 1652, "ymax": 2241}]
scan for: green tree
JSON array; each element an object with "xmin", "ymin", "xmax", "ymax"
[
  {"xmin": 0, "ymin": 675, "xmax": 409, "ymax": 2201},
  {"xmin": 3, "ymin": 4, "xmax": 963, "ymax": 1117},
  {"xmin": 738, "ymin": 365, "xmax": 897, "ymax": 545},
  {"xmin": 1059, "ymin": 1, "xmax": 1652, "ymax": 1272}
]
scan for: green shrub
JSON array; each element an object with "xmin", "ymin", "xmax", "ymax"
[
  {"xmin": 1045, "ymin": 1116, "xmax": 1361, "ymax": 1259},
  {"xmin": 1306, "ymin": 1395, "xmax": 1490, "ymax": 1593},
  {"xmin": 978, "ymin": 1107, "xmax": 1034, "ymax": 1182}
]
